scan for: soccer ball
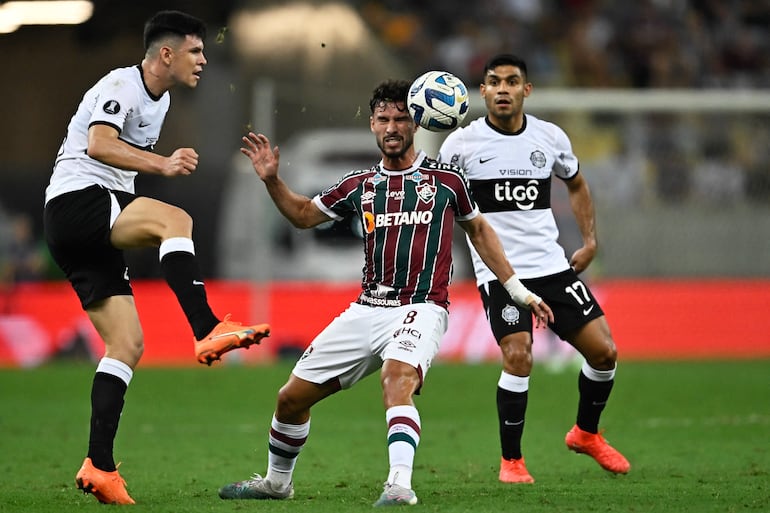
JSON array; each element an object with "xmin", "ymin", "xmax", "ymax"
[{"xmin": 408, "ymin": 70, "xmax": 470, "ymax": 132}]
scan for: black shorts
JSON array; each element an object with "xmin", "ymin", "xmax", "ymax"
[
  {"xmin": 478, "ymin": 268, "xmax": 605, "ymax": 342},
  {"xmin": 44, "ymin": 185, "xmax": 137, "ymax": 309}
]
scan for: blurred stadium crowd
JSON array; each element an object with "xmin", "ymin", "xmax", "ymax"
[{"xmin": 360, "ymin": 0, "xmax": 769, "ymax": 88}]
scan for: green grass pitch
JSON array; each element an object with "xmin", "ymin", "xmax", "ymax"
[{"xmin": 1, "ymin": 359, "xmax": 768, "ymax": 512}]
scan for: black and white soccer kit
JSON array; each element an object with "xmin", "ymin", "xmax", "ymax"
[
  {"xmin": 44, "ymin": 65, "xmax": 169, "ymax": 307},
  {"xmin": 439, "ymin": 114, "xmax": 604, "ymax": 341}
]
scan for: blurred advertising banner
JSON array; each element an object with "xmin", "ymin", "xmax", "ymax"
[{"xmin": 1, "ymin": 279, "xmax": 769, "ymax": 367}]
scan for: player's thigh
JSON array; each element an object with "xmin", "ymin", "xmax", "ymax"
[
  {"xmin": 44, "ymin": 186, "xmax": 133, "ymax": 308},
  {"xmin": 292, "ymin": 303, "xmax": 382, "ymax": 389},
  {"xmin": 525, "ymin": 269, "xmax": 605, "ymax": 340},
  {"xmin": 110, "ymin": 196, "xmax": 192, "ymax": 249},
  {"xmin": 379, "ymin": 303, "xmax": 447, "ymax": 378},
  {"xmin": 478, "ymin": 280, "xmax": 534, "ymax": 342},
  {"xmin": 567, "ymin": 315, "xmax": 617, "ymax": 369},
  {"xmin": 45, "ymin": 185, "xmax": 115, "ymax": 256}
]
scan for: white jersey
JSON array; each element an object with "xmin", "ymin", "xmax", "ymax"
[
  {"xmin": 45, "ymin": 65, "xmax": 170, "ymax": 203},
  {"xmin": 438, "ymin": 114, "xmax": 579, "ymax": 282}
]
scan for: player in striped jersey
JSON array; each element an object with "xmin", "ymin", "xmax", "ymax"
[
  {"xmin": 438, "ymin": 54, "xmax": 630, "ymax": 483},
  {"xmin": 218, "ymin": 79, "xmax": 552, "ymax": 506},
  {"xmin": 44, "ymin": 11, "xmax": 270, "ymax": 505}
]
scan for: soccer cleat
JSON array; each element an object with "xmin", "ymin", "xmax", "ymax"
[
  {"xmin": 75, "ymin": 457, "xmax": 135, "ymax": 505},
  {"xmin": 373, "ymin": 483, "xmax": 418, "ymax": 507},
  {"xmin": 565, "ymin": 424, "xmax": 631, "ymax": 474},
  {"xmin": 195, "ymin": 314, "xmax": 270, "ymax": 366},
  {"xmin": 499, "ymin": 456, "xmax": 535, "ymax": 483},
  {"xmin": 218, "ymin": 473, "xmax": 294, "ymax": 500}
]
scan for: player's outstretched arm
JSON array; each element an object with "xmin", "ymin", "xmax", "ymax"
[
  {"xmin": 459, "ymin": 214, "xmax": 553, "ymax": 327},
  {"xmin": 87, "ymin": 124, "xmax": 198, "ymax": 176},
  {"xmin": 240, "ymin": 132, "xmax": 330, "ymax": 229}
]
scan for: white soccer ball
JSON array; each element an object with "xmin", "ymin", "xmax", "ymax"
[{"xmin": 407, "ymin": 70, "xmax": 470, "ymax": 132}]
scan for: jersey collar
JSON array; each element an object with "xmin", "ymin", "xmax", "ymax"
[
  {"xmin": 485, "ymin": 114, "xmax": 528, "ymax": 136},
  {"xmin": 136, "ymin": 64, "xmax": 164, "ymax": 102},
  {"xmin": 378, "ymin": 150, "xmax": 427, "ymax": 174}
]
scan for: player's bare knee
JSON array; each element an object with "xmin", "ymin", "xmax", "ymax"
[
  {"xmin": 164, "ymin": 207, "xmax": 193, "ymax": 235},
  {"xmin": 275, "ymin": 385, "xmax": 307, "ymax": 419},
  {"xmin": 588, "ymin": 342, "xmax": 617, "ymax": 370},
  {"xmin": 501, "ymin": 342, "xmax": 532, "ymax": 368},
  {"xmin": 106, "ymin": 337, "xmax": 143, "ymax": 367},
  {"xmin": 126, "ymin": 335, "xmax": 144, "ymax": 361},
  {"xmin": 380, "ymin": 371, "xmax": 419, "ymax": 405}
]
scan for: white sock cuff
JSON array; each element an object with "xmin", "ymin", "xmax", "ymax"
[
  {"xmin": 581, "ymin": 361, "xmax": 616, "ymax": 382},
  {"xmin": 96, "ymin": 357, "xmax": 133, "ymax": 386},
  {"xmin": 159, "ymin": 237, "xmax": 195, "ymax": 261},
  {"xmin": 385, "ymin": 404, "xmax": 420, "ymax": 426},
  {"xmin": 498, "ymin": 371, "xmax": 529, "ymax": 392},
  {"xmin": 386, "ymin": 405, "xmax": 420, "ymax": 426},
  {"xmin": 271, "ymin": 415, "xmax": 310, "ymax": 438}
]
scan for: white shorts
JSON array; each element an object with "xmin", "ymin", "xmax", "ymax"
[{"xmin": 292, "ymin": 302, "xmax": 448, "ymax": 390}]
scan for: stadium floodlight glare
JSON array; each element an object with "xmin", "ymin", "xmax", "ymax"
[{"xmin": 0, "ymin": 1, "xmax": 94, "ymax": 34}]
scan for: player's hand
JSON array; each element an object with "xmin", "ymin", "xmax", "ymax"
[
  {"xmin": 163, "ymin": 148, "xmax": 198, "ymax": 176},
  {"xmin": 569, "ymin": 245, "xmax": 596, "ymax": 274},
  {"xmin": 529, "ymin": 299, "xmax": 554, "ymax": 328},
  {"xmin": 502, "ymin": 276, "xmax": 554, "ymax": 328},
  {"xmin": 241, "ymin": 132, "xmax": 280, "ymax": 181}
]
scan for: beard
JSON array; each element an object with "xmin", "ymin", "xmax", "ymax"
[{"xmin": 377, "ymin": 133, "xmax": 413, "ymax": 159}]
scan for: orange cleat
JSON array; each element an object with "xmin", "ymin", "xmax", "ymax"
[
  {"xmin": 565, "ymin": 424, "xmax": 630, "ymax": 474},
  {"xmin": 499, "ymin": 456, "xmax": 535, "ymax": 483},
  {"xmin": 75, "ymin": 457, "xmax": 135, "ymax": 505},
  {"xmin": 195, "ymin": 314, "xmax": 270, "ymax": 366}
]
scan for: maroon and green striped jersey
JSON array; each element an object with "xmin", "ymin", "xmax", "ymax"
[{"xmin": 312, "ymin": 151, "xmax": 479, "ymax": 310}]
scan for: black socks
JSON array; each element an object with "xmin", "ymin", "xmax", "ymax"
[
  {"xmin": 160, "ymin": 251, "xmax": 219, "ymax": 340},
  {"xmin": 497, "ymin": 387, "xmax": 528, "ymax": 460},
  {"xmin": 87, "ymin": 372, "xmax": 127, "ymax": 471},
  {"xmin": 576, "ymin": 371, "xmax": 614, "ymax": 433}
]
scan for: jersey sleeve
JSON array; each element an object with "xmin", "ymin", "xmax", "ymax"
[
  {"xmin": 435, "ymin": 165, "xmax": 479, "ymax": 222},
  {"xmin": 312, "ymin": 169, "xmax": 366, "ymax": 221},
  {"xmin": 87, "ymin": 72, "xmax": 141, "ymax": 134},
  {"xmin": 311, "ymin": 195, "xmax": 342, "ymax": 221},
  {"xmin": 454, "ymin": 174, "xmax": 480, "ymax": 222},
  {"xmin": 551, "ymin": 124, "xmax": 579, "ymax": 180}
]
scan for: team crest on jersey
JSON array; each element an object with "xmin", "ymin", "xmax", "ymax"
[
  {"xmin": 102, "ymin": 100, "xmax": 121, "ymax": 115},
  {"xmin": 370, "ymin": 173, "xmax": 385, "ymax": 185},
  {"xmin": 416, "ymin": 183, "xmax": 436, "ymax": 203},
  {"xmin": 408, "ymin": 170, "xmax": 424, "ymax": 183},
  {"xmin": 530, "ymin": 150, "xmax": 546, "ymax": 168},
  {"xmin": 502, "ymin": 304, "xmax": 520, "ymax": 325},
  {"xmin": 450, "ymin": 153, "xmax": 461, "ymax": 166}
]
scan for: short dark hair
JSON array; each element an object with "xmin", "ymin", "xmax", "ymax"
[
  {"xmin": 369, "ymin": 79, "xmax": 411, "ymax": 113},
  {"xmin": 143, "ymin": 10, "xmax": 207, "ymax": 51},
  {"xmin": 482, "ymin": 54, "xmax": 528, "ymax": 82}
]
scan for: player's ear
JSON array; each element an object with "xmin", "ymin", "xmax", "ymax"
[{"xmin": 160, "ymin": 45, "xmax": 174, "ymax": 65}]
